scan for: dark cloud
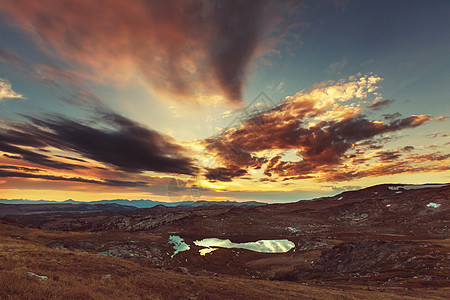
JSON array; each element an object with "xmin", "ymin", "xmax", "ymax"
[
  {"xmin": 204, "ymin": 137, "xmax": 267, "ymax": 171},
  {"xmin": 55, "ymin": 155, "xmax": 88, "ymax": 163},
  {"xmin": 0, "ymin": 127, "xmax": 47, "ymax": 148},
  {"xmin": 1, "ymin": 0, "xmax": 292, "ymax": 104},
  {"xmin": 382, "ymin": 112, "xmax": 402, "ymax": 120},
  {"xmin": 3, "ymin": 154, "xmax": 21, "ymax": 160},
  {"xmin": 402, "ymin": 146, "xmax": 414, "ymax": 152},
  {"xmin": 204, "ymin": 165, "xmax": 247, "ymax": 182},
  {"xmin": 374, "ymin": 150, "xmax": 402, "ymax": 162},
  {"xmin": 388, "ymin": 115, "xmax": 432, "ymax": 129},
  {"xmin": 0, "ymin": 165, "xmax": 42, "ymax": 172},
  {"xmin": 0, "ymin": 169, "xmax": 147, "ymax": 187},
  {"xmin": 366, "ymin": 99, "xmax": 395, "ymax": 110},
  {"xmin": 426, "ymin": 131, "xmax": 448, "ymax": 138},
  {"xmin": 406, "ymin": 152, "xmax": 450, "ymax": 162},
  {"xmin": 0, "ymin": 141, "xmax": 87, "ymax": 170},
  {"xmin": 209, "ymin": 0, "xmax": 265, "ymax": 102},
  {"xmin": 0, "ymin": 111, "xmax": 197, "ymax": 175},
  {"xmin": 210, "ymin": 114, "xmax": 432, "ymax": 179},
  {"xmin": 281, "ymin": 175, "xmax": 314, "ymax": 181}
]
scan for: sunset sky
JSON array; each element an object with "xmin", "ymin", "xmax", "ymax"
[{"xmin": 0, "ymin": 0, "xmax": 448, "ymax": 202}]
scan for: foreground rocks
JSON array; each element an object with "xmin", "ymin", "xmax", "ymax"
[{"xmin": 26, "ymin": 272, "xmax": 48, "ymax": 282}]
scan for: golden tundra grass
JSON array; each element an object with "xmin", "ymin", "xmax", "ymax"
[{"xmin": 1, "ymin": 224, "xmax": 448, "ymax": 300}]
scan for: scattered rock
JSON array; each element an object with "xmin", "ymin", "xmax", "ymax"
[
  {"xmin": 101, "ymin": 274, "xmax": 112, "ymax": 281},
  {"xmin": 295, "ymin": 238, "xmax": 331, "ymax": 252},
  {"xmin": 26, "ymin": 272, "xmax": 48, "ymax": 281},
  {"xmin": 176, "ymin": 267, "xmax": 191, "ymax": 275}
]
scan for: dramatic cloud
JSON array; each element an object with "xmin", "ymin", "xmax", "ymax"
[
  {"xmin": 205, "ymin": 165, "xmax": 247, "ymax": 182},
  {"xmin": 0, "ymin": 111, "xmax": 197, "ymax": 175},
  {"xmin": 203, "ymin": 75, "xmax": 438, "ymax": 181},
  {"xmin": 1, "ymin": 0, "xmax": 290, "ymax": 104},
  {"xmin": 0, "ymin": 77, "xmax": 24, "ymax": 101}
]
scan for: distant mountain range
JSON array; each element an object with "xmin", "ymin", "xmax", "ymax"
[
  {"xmin": 0, "ymin": 198, "xmax": 266, "ymax": 208},
  {"xmin": 1, "ymin": 183, "xmax": 447, "ymax": 210}
]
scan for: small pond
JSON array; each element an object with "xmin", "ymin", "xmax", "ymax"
[
  {"xmin": 193, "ymin": 238, "xmax": 295, "ymax": 254},
  {"xmin": 168, "ymin": 235, "xmax": 190, "ymax": 258}
]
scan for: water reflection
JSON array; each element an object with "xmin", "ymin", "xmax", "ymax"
[
  {"xmin": 194, "ymin": 238, "xmax": 295, "ymax": 254},
  {"xmin": 199, "ymin": 247, "xmax": 218, "ymax": 256},
  {"xmin": 168, "ymin": 235, "xmax": 190, "ymax": 258}
]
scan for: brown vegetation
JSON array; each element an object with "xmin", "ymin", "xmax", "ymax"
[
  {"xmin": 1, "ymin": 184, "xmax": 449, "ymax": 299},
  {"xmin": 4, "ymin": 223, "xmax": 446, "ymax": 299}
]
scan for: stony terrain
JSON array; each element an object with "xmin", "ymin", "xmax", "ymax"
[{"xmin": 0, "ymin": 183, "xmax": 449, "ymax": 299}]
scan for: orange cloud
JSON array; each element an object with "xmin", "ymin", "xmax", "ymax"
[
  {"xmin": 1, "ymin": 0, "xmax": 290, "ymax": 104},
  {"xmin": 203, "ymin": 75, "xmax": 437, "ymax": 182},
  {"xmin": 320, "ymin": 161, "xmax": 450, "ymax": 182}
]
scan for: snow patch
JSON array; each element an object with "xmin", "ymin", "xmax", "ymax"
[
  {"xmin": 337, "ymin": 196, "xmax": 343, "ymax": 200},
  {"xmin": 426, "ymin": 202, "xmax": 441, "ymax": 208},
  {"xmin": 388, "ymin": 186, "xmax": 402, "ymax": 190},
  {"xmin": 402, "ymin": 184, "xmax": 447, "ymax": 190},
  {"xmin": 386, "ymin": 204, "xmax": 391, "ymax": 207},
  {"xmin": 388, "ymin": 184, "xmax": 447, "ymax": 191}
]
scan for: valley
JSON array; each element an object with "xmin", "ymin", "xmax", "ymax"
[{"xmin": 1, "ymin": 183, "xmax": 449, "ymax": 299}]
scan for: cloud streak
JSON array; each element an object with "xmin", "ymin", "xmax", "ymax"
[
  {"xmin": 0, "ymin": 111, "xmax": 197, "ymax": 175},
  {"xmin": 0, "ymin": 169, "xmax": 148, "ymax": 187},
  {"xmin": 0, "ymin": 140, "xmax": 87, "ymax": 170}
]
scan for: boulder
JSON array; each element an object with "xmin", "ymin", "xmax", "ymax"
[{"xmin": 26, "ymin": 272, "xmax": 48, "ymax": 282}]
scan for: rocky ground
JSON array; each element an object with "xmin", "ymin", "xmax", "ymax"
[{"xmin": 0, "ymin": 183, "xmax": 449, "ymax": 298}]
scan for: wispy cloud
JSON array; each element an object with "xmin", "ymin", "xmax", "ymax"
[
  {"xmin": 0, "ymin": 50, "xmax": 103, "ymax": 107},
  {"xmin": 325, "ymin": 58, "xmax": 347, "ymax": 74},
  {"xmin": 0, "ymin": 78, "xmax": 24, "ymax": 101},
  {"xmin": 276, "ymin": 81, "xmax": 285, "ymax": 91},
  {"xmin": 1, "ymin": 0, "xmax": 294, "ymax": 105}
]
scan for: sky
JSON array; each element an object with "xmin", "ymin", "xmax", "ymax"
[{"xmin": 0, "ymin": 0, "xmax": 448, "ymax": 203}]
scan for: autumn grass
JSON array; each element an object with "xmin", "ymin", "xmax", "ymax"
[{"xmin": 1, "ymin": 224, "xmax": 448, "ymax": 300}]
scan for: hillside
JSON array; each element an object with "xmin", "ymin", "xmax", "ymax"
[
  {"xmin": 1, "ymin": 221, "xmax": 447, "ymax": 300},
  {"xmin": 0, "ymin": 183, "xmax": 448, "ymax": 299}
]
